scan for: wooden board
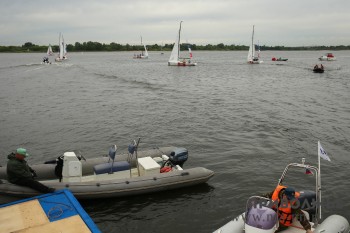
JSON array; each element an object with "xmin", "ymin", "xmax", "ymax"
[
  {"xmin": 13, "ymin": 215, "xmax": 92, "ymax": 233},
  {"xmin": 0, "ymin": 200, "xmax": 49, "ymax": 233}
]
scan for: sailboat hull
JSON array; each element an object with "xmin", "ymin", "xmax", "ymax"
[
  {"xmin": 133, "ymin": 56, "xmax": 148, "ymax": 59},
  {"xmin": 168, "ymin": 61, "xmax": 197, "ymax": 66},
  {"xmin": 248, "ymin": 60, "xmax": 263, "ymax": 64}
]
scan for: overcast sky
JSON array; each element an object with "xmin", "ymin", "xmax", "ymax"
[{"xmin": 1, "ymin": 0, "xmax": 349, "ymax": 47}]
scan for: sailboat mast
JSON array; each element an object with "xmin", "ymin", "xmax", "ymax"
[
  {"xmin": 59, "ymin": 32, "xmax": 61, "ymax": 49},
  {"xmin": 59, "ymin": 32, "xmax": 62, "ymax": 59},
  {"xmin": 178, "ymin": 21, "xmax": 183, "ymax": 59},
  {"xmin": 62, "ymin": 34, "xmax": 65, "ymax": 55},
  {"xmin": 251, "ymin": 25, "xmax": 255, "ymax": 59}
]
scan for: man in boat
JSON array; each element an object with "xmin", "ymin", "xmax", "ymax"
[
  {"xmin": 6, "ymin": 148, "xmax": 55, "ymax": 193},
  {"xmin": 263, "ymin": 186, "xmax": 313, "ymax": 233}
]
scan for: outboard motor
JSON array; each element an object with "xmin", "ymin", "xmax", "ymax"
[
  {"xmin": 169, "ymin": 148, "xmax": 188, "ymax": 167},
  {"xmin": 298, "ymin": 190, "xmax": 316, "ymax": 221}
]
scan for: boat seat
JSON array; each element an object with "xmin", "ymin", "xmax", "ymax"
[
  {"xmin": 94, "ymin": 161, "xmax": 130, "ymax": 175},
  {"xmin": 93, "ymin": 145, "xmax": 130, "ymax": 175}
]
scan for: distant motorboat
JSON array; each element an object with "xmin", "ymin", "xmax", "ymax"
[
  {"xmin": 313, "ymin": 64, "xmax": 324, "ymax": 73},
  {"xmin": 272, "ymin": 57, "xmax": 288, "ymax": 61},
  {"xmin": 41, "ymin": 57, "xmax": 51, "ymax": 65},
  {"xmin": 319, "ymin": 53, "xmax": 336, "ymax": 61}
]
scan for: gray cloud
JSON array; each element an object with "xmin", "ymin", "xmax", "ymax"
[{"xmin": 0, "ymin": 0, "xmax": 349, "ymax": 46}]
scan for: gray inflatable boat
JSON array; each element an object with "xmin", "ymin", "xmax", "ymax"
[
  {"xmin": 213, "ymin": 158, "xmax": 349, "ymax": 233},
  {"xmin": 0, "ymin": 145, "xmax": 214, "ymax": 204}
]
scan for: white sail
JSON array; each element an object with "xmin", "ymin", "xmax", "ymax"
[
  {"xmin": 168, "ymin": 37, "xmax": 179, "ymax": 64},
  {"xmin": 62, "ymin": 34, "xmax": 67, "ymax": 59},
  {"xmin": 59, "ymin": 33, "xmax": 64, "ymax": 60},
  {"xmin": 143, "ymin": 44, "xmax": 149, "ymax": 57},
  {"xmin": 247, "ymin": 43, "xmax": 255, "ymax": 62},
  {"xmin": 47, "ymin": 44, "xmax": 53, "ymax": 56}
]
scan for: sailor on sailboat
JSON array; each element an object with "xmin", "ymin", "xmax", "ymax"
[
  {"xmin": 168, "ymin": 21, "xmax": 197, "ymax": 66},
  {"xmin": 247, "ymin": 25, "xmax": 263, "ymax": 64}
]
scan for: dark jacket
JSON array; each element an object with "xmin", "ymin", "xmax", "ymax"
[
  {"xmin": 7, "ymin": 153, "xmax": 34, "ymax": 183},
  {"xmin": 263, "ymin": 189, "xmax": 312, "ymax": 231}
]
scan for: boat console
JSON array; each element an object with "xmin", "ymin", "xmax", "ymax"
[{"xmin": 62, "ymin": 152, "xmax": 82, "ymax": 182}]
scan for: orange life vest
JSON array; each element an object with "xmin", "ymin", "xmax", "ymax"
[{"xmin": 271, "ymin": 185, "xmax": 300, "ymax": 226}]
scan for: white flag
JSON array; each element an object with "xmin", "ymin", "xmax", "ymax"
[{"xmin": 318, "ymin": 141, "xmax": 331, "ymax": 162}]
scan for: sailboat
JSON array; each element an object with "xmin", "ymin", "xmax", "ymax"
[
  {"xmin": 168, "ymin": 21, "xmax": 197, "ymax": 66},
  {"xmin": 247, "ymin": 25, "xmax": 263, "ymax": 64},
  {"xmin": 46, "ymin": 44, "xmax": 53, "ymax": 56},
  {"xmin": 133, "ymin": 36, "xmax": 149, "ymax": 59},
  {"xmin": 55, "ymin": 33, "xmax": 67, "ymax": 62},
  {"xmin": 160, "ymin": 42, "xmax": 164, "ymax": 55}
]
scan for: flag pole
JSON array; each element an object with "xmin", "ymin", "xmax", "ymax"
[{"xmin": 317, "ymin": 141, "xmax": 322, "ymax": 221}]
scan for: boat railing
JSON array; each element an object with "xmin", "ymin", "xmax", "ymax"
[{"xmin": 278, "ymin": 160, "xmax": 321, "ymax": 226}]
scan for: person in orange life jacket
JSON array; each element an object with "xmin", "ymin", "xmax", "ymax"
[
  {"xmin": 7, "ymin": 148, "xmax": 55, "ymax": 193},
  {"xmin": 263, "ymin": 186, "xmax": 313, "ymax": 233}
]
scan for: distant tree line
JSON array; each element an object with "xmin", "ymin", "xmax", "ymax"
[{"xmin": 0, "ymin": 41, "xmax": 349, "ymax": 52}]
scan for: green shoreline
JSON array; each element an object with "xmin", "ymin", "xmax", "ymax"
[{"xmin": 1, "ymin": 42, "xmax": 349, "ymax": 53}]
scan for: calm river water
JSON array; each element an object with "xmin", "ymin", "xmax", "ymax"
[{"xmin": 0, "ymin": 50, "xmax": 349, "ymax": 232}]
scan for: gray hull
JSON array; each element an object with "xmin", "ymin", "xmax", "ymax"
[
  {"xmin": 213, "ymin": 214, "xmax": 350, "ymax": 233},
  {"xmin": 0, "ymin": 147, "xmax": 177, "ymax": 180},
  {"xmin": 0, "ymin": 167, "xmax": 214, "ymax": 203}
]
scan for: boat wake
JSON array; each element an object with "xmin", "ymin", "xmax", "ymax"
[{"xmin": 93, "ymin": 72, "xmax": 167, "ymax": 91}]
